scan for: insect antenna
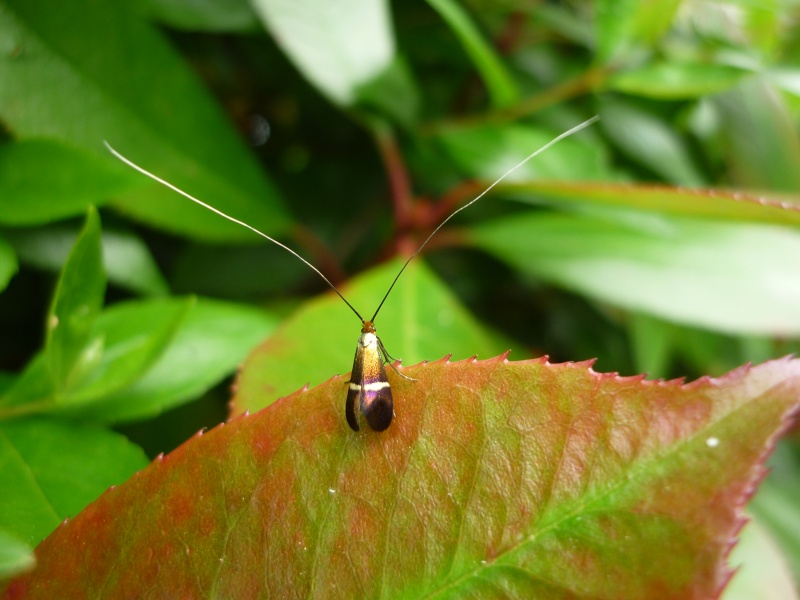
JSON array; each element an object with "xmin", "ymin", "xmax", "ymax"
[
  {"xmin": 369, "ymin": 115, "xmax": 600, "ymax": 323},
  {"xmin": 103, "ymin": 141, "xmax": 366, "ymax": 323}
]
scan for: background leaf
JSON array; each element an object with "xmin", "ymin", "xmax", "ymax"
[
  {"xmin": 0, "ymin": 417, "xmax": 148, "ymax": 547},
  {"xmin": 594, "ymin": 0, "xmax": 640, "ymax": 63},
  {"xmin": 426, "ymin": 0, "xmax": 518, "ymax": 108},
  {"xmin": 3, "ymin": 357, "xmax": 798, "ymax": 598},
  {"xmin": 713, "ymin": 77, "xmax": 800, "ymax": 192},
  {"xmin": 608, "ymin": 62, "xmax": 748, "ymax": 99},
  {"xmin": 0, "ymin": 237, "xmax": 17, "ymax": 293},
  {"xmin": 0, "ymin": 0, "xmax": 286, "ymax": 240},
  {"xmin": 0, "ymin": 296, "xmax": 274, "ymax": 424},
  {"xmin": 58, "ymin": 298, "xmax": 194, "ymax": 405},
  {"xmin": 499, "ymin": 180, "xmax": 800, "ymax": 226},
  {"xmin": 43, "ymin": 208, "xmax": 105, "ymax": 390},
  {"xmin": 0, "ymin": 140, "xmax": 138, "ymax": 226},
  {"xmin": 250, "ymin": 0, "xmax": 401, "ymax": 109},
  {"xmin": 725, "ymin": 518, "xmax": 799, "ymax": 600},
  {"xmin": 470, "ymin": 211, "xmax": 800, "ymax": 335},
  {"xmin": 5, "ymin": 225, "xmax": 169, "ymax": 297},
  {"xmin": 599, "ymin": 98, "xmax": 706, "ymax": 185},
  {"xmin": 0, "ymin": 530, "xmax": 34, "ymax": 580},
  {"xmin": 143, "ymin": 0, "xmax": 260, "ymax": 32},
  {"xmin": 749, "ymin": 441, "xmax": 800, "ymax": 582},
  {"xmin": 73, "ymin": 297, "xmax": 279, "ymax": 423}
]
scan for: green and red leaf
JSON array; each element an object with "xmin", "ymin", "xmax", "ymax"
[{"xmin": 4, "ymin": 356, "xmax": 799, "ymax": 598}]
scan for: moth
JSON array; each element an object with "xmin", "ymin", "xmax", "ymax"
[{"xmin": 105, "ymin": 115, "xmax": 597, "ymax": 432}]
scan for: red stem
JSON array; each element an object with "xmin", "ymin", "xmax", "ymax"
[{"xmin": 371, "ymin": 124, "xmax": 414, "ymax": 232}]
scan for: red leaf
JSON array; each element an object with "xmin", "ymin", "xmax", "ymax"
[{"xmin": 4, "ymin": 356, "xmax": 799, "ymax": 598}]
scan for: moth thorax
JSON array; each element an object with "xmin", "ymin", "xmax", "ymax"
[{"xmin": 359, "ymin": 331, "xmax": 378, "ymax": 349}]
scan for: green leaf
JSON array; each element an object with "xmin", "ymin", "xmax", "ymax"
[
  {"xmin": 628, "ymin": 313, "xmax": 672, "ymax": 377},
  {"xmin": 0, "ymin": 375, "xmax": 13, "ymax": 397},
  {"xmin": 740, "ymin": 0, "xmax": 781, "ymax": 55},
  {"xmin": 0, "ymin": 236, "xmax": 17, "ymax": 293},
  {"xmin": 723, "ymin": 518, "xmax": 798, "ymax": 600},
  {"xmin": 623, "ymin": 317, "xmax": 750, "ymax": 386},
  {"xmin": 0, "ymin": 298, "xmax": 273, "ymax": 422},
  {"xmin": 0, "ymin": 355, "xmax": 54, "ymax": 416},
  {"xmin": 594, "ymin": 0, "xmax": 640, "ymax": 63},
  {"xmin": 0, "ymin": 417, "xmax": 148, "ymax": 547},
  {"xmin": 600, "ymin": 98, "xmax": 706, "ymax": 185},
  {"xmin": 749, "ymin": 444, "xmax": 800, "ymax": 581},
  {"xmin": 352, "ymin": 55, "xmax": 420, "ymax": 128},
  {"xmin": 595, "ymin": 0, "xmax": 681, "ymax": 63},
  {"xmin": 74, "ymin": 298, "xmax": 279, "ymax": 423},
  {"xmin": 6, "ymin": 225, "xmax": 169, "ymax": 297},
  {"xmin": 94, "ymin": 230, "xmax": 169, "ymax": 297},
  {"xmin": 44, "ymin": 208, "xmax": 105, "ymax": 389},
  {"xmin": 765, "ymin": 67, "xmax": 800, "ymax": 98},
  {"xmin": 142, "ymin": 0, "xmax": 260, "ymax": 32},
  {"xmin": 0, "ymin": 0, "xmax": 286, "ymax": 241},
  {"xmin": 251, "ymin": 0, "xmax": 400, "ymax": 108},
  {"xmin": 533, "ymin": 4, "xmax": 594, "ymax": 48},
  {"xmin": 609, "ymin": 62, "xmax": 748, "ymax": 99},
  {"xmin": 625, "ymin": 0, "xmax": 682, "ymax": 47},
  {"xmin": 499, "ymin": 180, "xmax": 800, "ymax": 227},
  {"xmin": 676, "ymin": 0, "xmax": 780, "ymax": 58},
  {"xmin": 470, "ymin": 211, "xmax": 800, "ymax": 335},
  {"xmin": 0, "ymin": 530, "xmax": 34, "ymax": 580},
  {"xmin": 233, "ymin": 259, "xmax": 513, "ymax": 415},
  {"xmin": 714, "ymin": 77, "xmax": 800, "ymax": 192},
  {"xmin": 0, "ymin": 139, "xmax": 139, "ymax": 226},
  {"xmin": 425, "ymin": 0, "xmax": 518, "ymax": 109},
  {"xmin": 58, "ymin": 298, "xmax": 194, "ymax": 405},
  {"xmin": 4, "ymin": 357, "xmax": 799, "ymax": 596}
]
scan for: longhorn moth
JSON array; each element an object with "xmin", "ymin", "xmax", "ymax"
[{"xmin": 105, "ymin": 116, "xmax": 598, "ymax": 431}]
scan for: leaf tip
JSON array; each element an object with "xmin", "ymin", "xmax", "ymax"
[
  {"xmin": 572, "ymin": 357, "xmax": 598, "ymax": 371},
  {"xmin": 603, "ymin": 371, "xmax": 651, "ymax": 385},
  {"xmin": 425, "ymin": 354, "xmax": 453, "ymax": 367},
  {"xmin": 230, "ymin": 410, "xmax": 251, "ymax": 425}
]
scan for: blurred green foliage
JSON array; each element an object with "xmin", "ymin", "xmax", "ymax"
[{"xmin": 1, "ymin": 0, "xmax": 799, "ymax": 592}]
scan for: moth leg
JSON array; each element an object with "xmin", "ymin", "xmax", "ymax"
[{"xmin": 378, "ymin": 338, "xmax": 417, "ymax": 382}]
